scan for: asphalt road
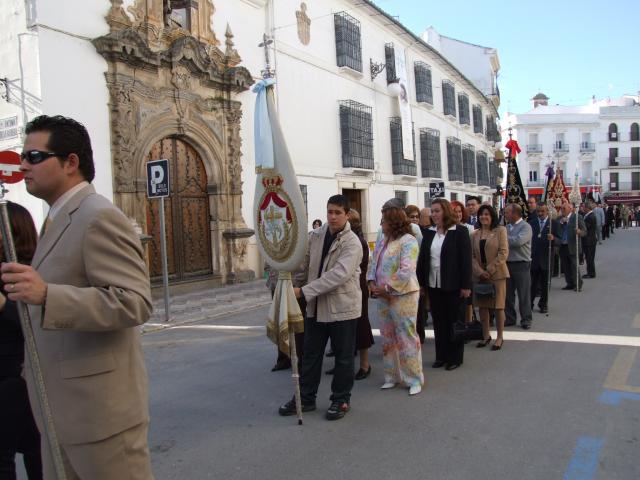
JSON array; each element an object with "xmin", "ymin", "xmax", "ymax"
[{"xmin": 17, "ymin": 227, "xmax": 640, "ymax": 479}]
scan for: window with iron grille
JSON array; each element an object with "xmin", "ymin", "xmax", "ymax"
[
  {"xmin": 385, "ymin": 43, "xmax": 396, "ymax": 83},
  {"xmin": 472, "ymin": 105, "xmax": 483, "ymax": 134},
  {"xmin": 0, "ymin": 116, "xmax": 18, "ymax": 141},
  {"xmin": 476, "ymin": 151, "xmax": 490, "ymax": 186},
  {"xmin": 299, "ymin": 185, "xmax": 308, "ymax": 217},
  {"xmin": 446, "ymin": 137, "xmax": 463, "ymax": 182},
  {"xmin": 390, "ymin": 117, "xmax": 416, "ymax": 176},
  {"xmin": 419, "ymin": 128, "xmax": 441, "ymax": 178},
  {"xmin": 489, "ymin": 160, "xmax": 500, "ymax": 186},
  {"xmin": 394, "ymin": 190, "xmax": 408, "ymax": 207},
  {"xmin": 334, "ymin": 12, "xmax": 362, "ymax": 72},
  {"xmin": 442, "ymin": 81, "xmax": 456, "ymax": 117},
  {"xmin": 458, "ymin": 94, "xmax": 470, "ymax": 125},
  {"xmin": 462, "ymin": 144, "xmax": 476, "ymax": 184},
  {"xmin": 485, "ymin": 115, "xmax": 499, "ymax": 142},
  {"xmin": 339, "ymin": 100, "xmax": 374, "ymax": 169},
  {"xmin": 414, "ymin": 62, "xmax": 433, "ymax": 104}
]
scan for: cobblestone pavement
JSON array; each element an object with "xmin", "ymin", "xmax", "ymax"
[{"xmin": 143, "ymin": 279, "xmax": 271, "ymax": 333}]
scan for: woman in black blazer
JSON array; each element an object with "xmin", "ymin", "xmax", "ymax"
[{"xmin": 417, "ymin": 198, "xmax": 472, "ymax": 370}]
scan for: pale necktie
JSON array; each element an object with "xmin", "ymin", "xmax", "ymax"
[{"xmin": 41, "ymin": 216, "xmax": 52, "ymax": 237}]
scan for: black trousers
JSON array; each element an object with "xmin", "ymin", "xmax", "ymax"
[
  {"xmin": 299, "ymin": 317, "xmax": 357, "ymax": 405},
  {"xmin": 416, "ymin": 293, "xmax": 428, "ymax": 344},
  {"xmin": 602, "ymin": 224, "xmax": 609, "ymax": 240},
  {"xmin": 530, "ymin": 265, "xmax": 549, "ymax": 309},
  {"xmin": 428, "ymin": 288, "xmax": 464, "ymax": 366},
  {"xmin": 559, "ymin": 245, "xmax": 582, "ymax": 289},
  {"xmin": 0, "ymin": 376, "xmax": 42, "ymax": 480},
  {"xmin": 583, "ymin": 244, "xmax": 596, "ymax": 277}
]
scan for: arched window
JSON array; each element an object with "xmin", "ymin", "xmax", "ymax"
[
  {"xmin": 630, "ymin": 123, "xmax": 639, "ymax": 141},
  {"xmin": 608, "ymin": 123, "xmax": 618, "ymax": 141}
]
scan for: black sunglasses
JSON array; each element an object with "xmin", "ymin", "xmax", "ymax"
[{"xmin": 20, "ymin": 150, "xmax": 67, "ymax": 164}]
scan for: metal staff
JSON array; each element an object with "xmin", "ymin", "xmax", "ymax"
[{"xmin": 0, "ymin": 186, "xmax": 67, "ymax": 479}]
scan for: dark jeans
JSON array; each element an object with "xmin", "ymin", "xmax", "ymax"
[
  {"xmin": 530, "ymin": 265, "xmax": 549, "ymax": 309},
  {"xmin": 559, "ymin": 245, "xmax": 583, "ymax": 289},
  {"xmin": 428, "ymin": 288, "xmax": 464, "ymax": 366},
  {"xmin": 506, "ymin": 261, "xmax": 533, "ymax": 326},
  {"xmin": 583, "ymin": 244, "xmax": 596, "ymax": 277},
  {"xmin": 299, "ymin": 317, "xmax": 357, "ymax": 405}
]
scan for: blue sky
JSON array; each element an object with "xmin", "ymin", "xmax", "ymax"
[{"xmin": 372, "ymin": 0, "xmax": 640, "ymax": 115}]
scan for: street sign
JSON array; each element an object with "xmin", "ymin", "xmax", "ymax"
[
  {"xmin": 429, "ymin": 181, "xmax": 445, "ymax": 199},
  {"xmin": 146, "ymin": 159, "xmax": 170, "ymax": 198},
  {"xmin": 0, "ymin": 151, "xmax": 24, "ymax": 184}
]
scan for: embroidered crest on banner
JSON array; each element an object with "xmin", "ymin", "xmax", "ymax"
[{"xmin": 257, "ymin": 174, "xmax": 298, "ymax": 261}]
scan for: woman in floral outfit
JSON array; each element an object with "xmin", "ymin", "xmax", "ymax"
[{"xmin": 367, "ymin": 204, "xmax": 423, "ymax": 395}]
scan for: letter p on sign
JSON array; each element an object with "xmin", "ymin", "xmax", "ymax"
[{"xmin": 146, "ymin": 159, "xmax": 170, "ymax": 198}]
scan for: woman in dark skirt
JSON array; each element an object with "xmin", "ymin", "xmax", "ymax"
[
  {"xmin": 0, "ymin": 201, "xmax": 42, "ymax": 480},
  {"xmin": 349, "ymin": 209, "xmax": 374, "ymax": 379}
]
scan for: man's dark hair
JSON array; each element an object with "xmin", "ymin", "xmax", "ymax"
[
  {"xmin": 327, "ymin": 194, "xmax": 350, "ymax": 213},
  {"xmin": 466, "ymin": 196, "xmax": 481, "ymax": 205},
  {"xmin": 25, "ymin": 115, "xmax": 95, "ymax": 182}
]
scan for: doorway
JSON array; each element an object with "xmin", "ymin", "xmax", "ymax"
[
  {"xmin": 342, "ymin": 188, "xmax": 362, "ymax": 217},
  {"xmin": 146, "ymin": 137, "xmax": 212, "ymax": 283}
]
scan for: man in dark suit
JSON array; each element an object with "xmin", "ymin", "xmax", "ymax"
[
  {"xmin": 465, "ymin": 196, "xmax": 481, "ymax": 229},
  {"xmin": 554, "ymin": 202, "xmax": 586, "ymax": 291},
  {"xmin": 529, "ymin": 203, "xmax": 552, "ymax": 313},
  {"xmin": 582, "ymin": 201, "xmax": 598, "ymax": 278}
]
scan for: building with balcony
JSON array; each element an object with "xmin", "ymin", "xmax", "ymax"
[
  {"xmin": 502, "ymin": 93, "xmax": 640, "ymax": 206},
  {"xmin": 0, "ymin": 0, "xmax": 502, "ymax": 281}
]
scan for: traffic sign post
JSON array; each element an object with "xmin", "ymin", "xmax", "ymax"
[{"xmin": 147, "ymin": 159, "xmax": 171, "ymax": 322}]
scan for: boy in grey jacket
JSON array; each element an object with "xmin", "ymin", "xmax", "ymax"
[{"xmin": 279, "ymin": 194, "xmax": 362, "ymax": 421}]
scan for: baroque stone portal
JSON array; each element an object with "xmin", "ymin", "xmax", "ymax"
[{"xmin": 94, "ymin": 0, "xmax": 255, "ymax": 284}]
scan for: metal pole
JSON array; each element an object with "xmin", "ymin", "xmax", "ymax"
[
  {"xmin": 159, "ymin": 197, "xmax": 170, "ymax": 321},
  {"xmin": 0, "ymin": 193, "xmax": 67, "ymax": 480},
  {"xmin": 575, "ymin": 215, "xmax": 580, "ymax": 293},
  {"xmin": 546, "ymin": 233, "xmax": 552, "ymax": 317}
]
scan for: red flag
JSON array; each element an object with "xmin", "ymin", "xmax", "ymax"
[{"xmin": 505, "ymin": 139, "xmax": 521, "ymax": 157}]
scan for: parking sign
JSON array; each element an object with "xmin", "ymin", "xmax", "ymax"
[{"xmin": 147, "ymin": 159, "xmax": 170, "ymax": 198}]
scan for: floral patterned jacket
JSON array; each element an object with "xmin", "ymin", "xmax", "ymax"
[{"xmin": 366, "ymin": 232, "xmax": 420, "ymax": 295}]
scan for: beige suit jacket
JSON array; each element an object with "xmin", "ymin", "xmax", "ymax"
[
  {"xmin": 471, "ymin": 226, "xmax": 510, "ymax": 281},
  {"xmin": 25, "ymin": 184, "xmax": 152, "ymax": 445}
]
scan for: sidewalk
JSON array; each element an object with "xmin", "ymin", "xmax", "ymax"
[{"xmin": 143, "ymin": 279, "xmax": 271, "ymax": 333}]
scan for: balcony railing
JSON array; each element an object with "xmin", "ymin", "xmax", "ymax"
[
  {"xmin": 526, "ymin": 144, "xmax": 543, "ymax": 153},
  {"xmin": 553, "ymin": 143, "xmax": 569, "ymax": 153},
  {"xmin": 609, "ymin": 157, "xmax": 640, "ymax": 167},
  {"xmin": 579, "ymin": 142, "xmax": 595, "ymax": 152},
  {"xmin": 609, "ymin": 181, "xmax": 640, "ymax": 192}
]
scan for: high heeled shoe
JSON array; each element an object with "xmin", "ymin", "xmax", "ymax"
[
  {"xmin": 491, "ymin": 339, "xmax": 504, "ymax": 351},
  {"xmin": 476, "ymin": 336, "xmax": 492, "ymax": 348}
]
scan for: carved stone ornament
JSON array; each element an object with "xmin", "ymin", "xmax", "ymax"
[{"xmin": 296, "ymin": 3, "xmax": 311, "ymax": 46}]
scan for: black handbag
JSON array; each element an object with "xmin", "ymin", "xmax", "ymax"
[
  {"xmin": 452, "ymin": 304, "xmax": 484, "ymax": 342},
  {"xmin": 473, "ymin": 282, "xmax": 495, "ymax": 298}
]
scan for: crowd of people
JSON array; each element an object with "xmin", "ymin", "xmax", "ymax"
[{"xmin": 275, "ymin": 192, "xmax": 630, "ymax": 422}]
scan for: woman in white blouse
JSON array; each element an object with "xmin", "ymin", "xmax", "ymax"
[{"xmin": 416, "ymin": 199, "xmax": 472, "ymax": 371}]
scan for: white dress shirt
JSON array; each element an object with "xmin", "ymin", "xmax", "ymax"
[{"xmin": 429, "ymin": 225, "xmax": 457, "ymax": 288}]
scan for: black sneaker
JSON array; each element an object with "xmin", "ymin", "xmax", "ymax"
[
  {"xmin": 278, "ymin": 398, "xmax": 316, "ymax": 416},
  {"xmin": 326, "ymin": 401, "xmax": 350, "ymax": 421}
]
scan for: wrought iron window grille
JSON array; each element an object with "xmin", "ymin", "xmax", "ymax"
[
  {"xmin": 414, "ymin": 62, "xmax": 433, "ymax": 104},
  {"xmin": 472, "ymin": 105, "xmax": 483, "ymax": 134},
  {"xmin": 339, "ymin": 100, "xmax": 374, "ymax": 170},
  {"xmin": 390, "ymin": 117, "xmax": 416, "ymax": 176},
  {"xmin": 442, "ymin": 81, "xmax": 456, "ymax": 117},
  {"xmin": 476, "ymin": 151, "xmax": 490, "ymax": 186},
  {"xmin": 446, "ymin": 137, "xmax": 463, "ymax": 182},
  {"xmin": 458, "ymin": 94, "xmax": 470, "ymax": 125},
  {"xmin": 462, "ymin": 144, "xmax": 476, "ymax": 184},
  {"xmin": 334, "ymin": 12, "xmax": 363, "ymax": 73},
  {"xmin": 419, "ymin": 128, "xmax": 441, "ymax": 178}
]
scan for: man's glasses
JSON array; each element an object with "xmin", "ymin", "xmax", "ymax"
[{"xmin": 20, "ymin": 150, "xmax": 66, "ymax": 165}]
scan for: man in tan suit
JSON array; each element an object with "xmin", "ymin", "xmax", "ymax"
[{"xmin": 1, "ymin": 115, "xmax": 153, "ymax": 479}]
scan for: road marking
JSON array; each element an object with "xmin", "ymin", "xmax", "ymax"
[
  {"xmin": 633, "ymin": 313, "xmax": 640, "ymax": 328},
  {"xmin": 598, "ymin": 389, "xmax": 640, "ymax": 405},
  {"xmin": 602, "ymin": 347, "xmax": 640, "ymax": 393},
  {"xmin": 153, "ymin": 325, "xmax": 640, "ymax": 348},
  {"xmin": 563, "ymin": 437, "xmax": 603, "ymax": 480}
]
